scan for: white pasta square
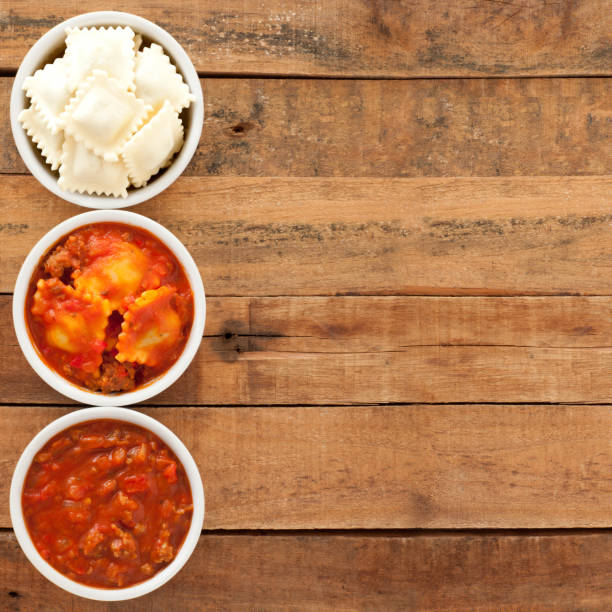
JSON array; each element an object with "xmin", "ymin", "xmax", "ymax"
[
  {"xmin": 58, "ymin": 136, "xmax": 130, "ymax": 198},
  {"xmin": 22, "ymin": 57, "xmax": 72, "ymax": 134},
  {"xmin": 19, "ymin": 106, "xmax": 64, "ymax": 170},
  {"xmin": 60, "ymin": 70, "xmax": 151, "ymax": 162},
  {"xmin": 19, "ymin": 24, "xmax": 195, "ymax": 198},
  {"xmin": 134, "ymin": 44, "xmax": 195, "ymax": 112},
  {"xmin": 64, "ymin": 26, "xmax": 136, "ymax": 91},
  {"xmin": 121, "ymin": 100, "xmax": 184, "ymax": 187}
]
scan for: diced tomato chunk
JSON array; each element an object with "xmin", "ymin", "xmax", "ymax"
[
  {"xmin": 92, "ymin": 452, "xmax": 111, "ymax": 472},
  {"xmin": 39, "ymin": 480, "xmax": 58, "ymax": 501},
  {"xmin": 160, "ymin": 499, "xmax": 175, "ymax": 519},
  {"xmin": 36, "ymin": 540, "xmax": 52, "ymax": 560},
  {"xmin": 91, "ymin": 339, "xmax": 106, "ymax": 353},
  {"xmin": 162, "ymin": 462, "xmax": 178, "ymax": 484},
  {"xmin": 54, "ymin": 537, "xmax": 73, "ymax": 553},
  {"xmin": 65, "ymin": 556, "xmax": 90, "ymax": 575},
  {"xmin": 110, "ymin": 447, "xmax": 126, "ymax": 466},
  {"xmin": 97, "ymin": 479, "xmax": 117, "ymax": 497},
  {"xmin": 153, "ymin": 261, "xmax": 169, "ymax": 276},
  {"xmin": 155, "ymin": 454, "xmax": 174, "ymax": 470},
  {"xmin": 63, "ymin": 299, "xmax": 83, "ymax": 313},
  {"xmin": 23, "ymin": 489, "xmax": 41, "ymax": 503},
  {"xmin": 70, "ymin": 354, "xmax": 85, "ymax": 368},
  {"xmin": 127, "ymin": 443, "xmax": 147, "ymax": 465},
  {"xmin": 122, "ymin": 473, "xmax": 149, "ymax": 493},
  {"xmin": 66, "ymin": 483, "xmax": 87, "ymax": 501},
  {"xmin": 65, "ymin": 507, "xmax": 91, "ymax": 524},
  {"xmin": 79, "ymin": 435, "xmax": 106, "ymax": 449},
  {"xmin": 48, "ymin": 437, "xmax": 71, "ymax": 457}
]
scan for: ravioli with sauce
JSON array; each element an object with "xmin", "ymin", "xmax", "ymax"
[
  {"xmin": 74, "ymin": 240, "xmax": 149, "ymax": 312},
  {"xmin": 31, "ymin": 278, "xmax": 111, "ymax": 373},
  {"xmin": 26, "ymin": 223, "xmax": 194, "ymax": 393},
  {"xmin": 116, "ymin": 286, "xmax": 187, "ymax": 367}
]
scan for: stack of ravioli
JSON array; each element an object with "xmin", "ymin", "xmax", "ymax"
[{"xmin": 19, "ymin": 26, "xmax": 194, "ymax": 198}]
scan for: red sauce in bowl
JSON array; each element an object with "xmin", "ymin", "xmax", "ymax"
[
  {"xmin": 21, "ymin": 419, "xmax": 193, "ymax": 588},
  {"xmin": 25, "ymin": 222, "xmax": 194, "ymax": 394}
]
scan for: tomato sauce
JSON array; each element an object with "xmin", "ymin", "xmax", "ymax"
[
  {"xmin": 25, "ymin": 223, "xmax": 194, "ymax": 394},
  {"xmin": 22, "ymin": 420, "xmax": 193, "ymax": 588}
]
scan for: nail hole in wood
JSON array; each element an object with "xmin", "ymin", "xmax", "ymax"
[
  {"xmin": 230, "ymin": 121, "xmax": 254, "ymax": 135},
  {"xmin": 8, "ymin": 591, "xmax": 20, "ymax": 598}
]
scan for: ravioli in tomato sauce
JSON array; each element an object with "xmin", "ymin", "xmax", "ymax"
[{"xmin": 26, "ymin": 223, "xmax": 194, "ymax": 393}]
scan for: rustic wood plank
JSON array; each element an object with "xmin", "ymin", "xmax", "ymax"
[
  {"xmin": 2, "ymin": 176, "xmax": 612, "ymax": 297},
  {"xmin": 2, "ymin": 77, "xmax": 611, "ymax": 177},
  {"xmin": 3, "ymin": 531, "xmax": 612, "ymax": 610},
  {"xmin": 3, "ymin": 404, "xmax": 612, "ymax": 529},
  {"xmin": 9, "ymin": 293, "xmax": 612, "ymax": 405},
  {"xmin": 1, "ymin": 1, "xmax": 610, "ymax": 77},
  {"xmin": 0, "ymin": 80, "xmax": 24, "ymax": 173},
  {"xmin": 14, "ymin": 337, "xmax": 612, "ymax": 405}
]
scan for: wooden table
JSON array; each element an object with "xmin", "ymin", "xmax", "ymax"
[{"xmin": 1, "ymin": 1, "xmax": 611, "ymax": 609}]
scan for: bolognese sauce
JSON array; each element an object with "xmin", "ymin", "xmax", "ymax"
[
  {"xmin": 25, "ymin": 223, "xmax": 194, "ymax": 393},
  {"xmin": 22, "ymin": 420, "xmax": 193, "ymax": 588}
]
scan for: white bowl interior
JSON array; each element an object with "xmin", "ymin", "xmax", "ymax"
[
  {"xmin": 10, "ymin": 407, "xmax": 205, "ymax": 601},
  {"xmin": 10, "ymin": 11, "xmax": 203, "ymax": 209},
  {"xmin": 12, "ymin": 210, "xmax": 206, "ymax": 406}
]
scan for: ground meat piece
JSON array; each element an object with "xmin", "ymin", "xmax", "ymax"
[
  {"xmin": 151, "ymin": 528, "xmax": 174, "ymax": 563},
  {"xmin": 173, "ymin": 292, "xmax": 192, "ymax": 325},
  {"xmin": 111, "ymin": 491, "xmax": 138, "ymax": 512},
  {"xmin": 110, "ymin": 524, "xmax": 137, "ymax": 560},
  {"xmin": 105, "ymin": 562, "xmax": 124, "ymax": 586},
  {"xmin": 79, "ymin": 523, "xmax": 108, "ymax": 557},
  {"xmin": 96, "ymin": 356, "xmax": 137, "ymax": 393},
  {"xmin": 44, "ymin": 235, "xmax": 86, "ymax": 279}
]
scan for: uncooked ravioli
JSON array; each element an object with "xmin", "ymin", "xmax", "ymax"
[{"xmin": 116, "ymin": 286, "xmax": 183, "ymax": 367}]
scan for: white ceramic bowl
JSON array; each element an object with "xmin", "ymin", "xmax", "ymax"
[
  {"xmin": 10, "ymin": 11, "xmax": 203, "ymax": 209},
  {"xmin": 10, "ymin": 406, "xmax": 205, "ymax": 601},
  {"xmin": 13, "ymin": 210, "xmax": 206, "ymax": 405}
]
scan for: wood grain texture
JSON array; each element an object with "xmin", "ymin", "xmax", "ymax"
[
  {"xmin": 3, "ymin": 531, "xmax": 612, "ymax": 610},
  {"xmin": 2, "ymin": 77, "xmax": 611, "ymax": 177},
  {"xmin": 1, "ymin": 1, "xmax": 610, "ymax": 77},
  {"xmin": 9, "ymin": 294, "xmax": 612, "ymax": 405},
  {"xmin": 3, "ymin": 404, "xmax": 612, "ymax": 529},
  {"xmin": 2, "ymin": 176, "xmax": 612, "ymax": 296}
]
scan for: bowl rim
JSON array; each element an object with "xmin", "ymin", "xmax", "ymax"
[
  {"xmin": 10, "ymin": 406, "xmax": 205, "ymax": 601},
  {"xmin": 9, "ymin": 10, "xmax": 204, "ymax": 209},
  {"xmin": 12, "ymin": 209, "xmax": 206, "ymax": 406}
]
